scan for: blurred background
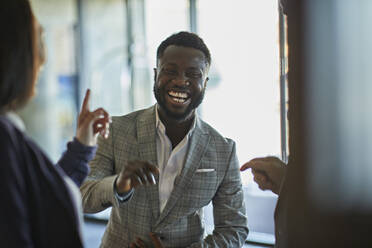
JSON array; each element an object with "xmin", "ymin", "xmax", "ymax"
[{"xmin": 21, "ymin": 0, "xmax": 289, "ymax": 247}]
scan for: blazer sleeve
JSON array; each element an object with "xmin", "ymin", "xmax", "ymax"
[
  {"xmin": 0, "ymin": 128, "xmax": 34, "ymax": 247},
  {"xmin": 190, "ymin": 141, "xmax": 249, "ymax": 247},
  {"xmin": 80, "ymin": 124, "xmax": 117, "ymax": 213}
]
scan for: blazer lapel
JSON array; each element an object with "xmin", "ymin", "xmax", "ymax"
[
  {"xmin": 155, "ymin": 118, "xmax": 210, "ymax": 228},
  {"xmin": 136, "ymin": 106, "xmax": 160, "ymax": 221}
]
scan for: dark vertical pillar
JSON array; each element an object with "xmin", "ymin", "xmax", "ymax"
[{"xmin": 284, "ymin": 0, "xmax": 372, "ymax": 247}]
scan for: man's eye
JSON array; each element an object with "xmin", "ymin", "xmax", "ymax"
[
  {"xmin": 187, "ymin": 72, "xmax": 202, "ymax": 78},
  {"xmin": 164, "ymin": 69, "xmax": 177, "ymax": 75}
]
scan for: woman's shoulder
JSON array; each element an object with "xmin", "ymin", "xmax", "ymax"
[
  {"xmin": 0, "ymin": 116, "xmax": 52, "ymax": 176},
  {"xmin": 0, "ymin": 116, "xmax": 20, "ymax": 141},
  {"xmin": 0, "ymin": 116, "xmax": 48, "ymax": 160},
  {"xmin": 0, "ymin": 115, "xmax": 13, "ymax": 127},
  {"xmin": 0, "ymin": 115, "xmax": 25, "ymax": 145},
  {"xmin": 0, "ymin": 115, "xmax": 40, "ymax": 165},
  {"xmin": 0, "ymin": 116, "xmax": 28, "ymax": 175}
]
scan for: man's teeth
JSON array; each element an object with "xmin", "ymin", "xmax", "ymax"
[
  {"xmin": 172, "ymin": 97, "xmax": 185, "ymax": 103},
  {"xmin": 169, "ymin": 91, "xmax": 188, "ymax": 99}
]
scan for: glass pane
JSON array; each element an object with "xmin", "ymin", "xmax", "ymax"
[
  {"xmin": 145, "ymin": 0, "xmax": 189, "ymax": 70},
  {"xmin": 199, "ymin": 0, "xmax": 280, "ymax": 192},
  {"xmin": 144, "ymin": 0, "xmax": 189, "ymax": 106},
  {"xmin": 80, "ymin": 0, "xmax": 130, "ymax": 116},
  {"xmin": 19, "ymin": 0, "xmax": 79, "ymax": 162},
  {"xmin": 198, "ymin": 0, "xmax": 280, "ymax": 238}
]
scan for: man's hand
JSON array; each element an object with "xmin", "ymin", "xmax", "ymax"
[
  {"xmin": 76, "ymin": 89, "xmax": 111, "ymax": 146},
  {"xmin": 116, "ymin": 160, "xmax": 159, "ymax": 194},
  {"xmin": 130, "ymin": 233, "xmax": 164, "ymax": 248},
  {"xmin": 240, "ymin": 156, "xmax": 286, "ymax": 194}
]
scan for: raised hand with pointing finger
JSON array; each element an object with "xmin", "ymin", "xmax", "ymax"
[
  {"xmin": 76, "ymin": 89, "xmax": 111, "ymax": 146},
  {"xmin": 240, "ymin": 156, "xmax": 286, "ymax": 194},
  {"xmin": 56, "ymin": 88, "xmax": 111, "ymax": 187}
]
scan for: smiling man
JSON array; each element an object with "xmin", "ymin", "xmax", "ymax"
[{"xmin": 80, "ymin": 32, "xmax": 248, "ymax": 248}]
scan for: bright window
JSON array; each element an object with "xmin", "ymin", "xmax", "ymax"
[
  {"xmin": 198, "ymin": 0, "xmax": 281, "ymax": 190},
  {"xmin": 145, "ymin": 0, "xmax": 189, "ymax": 70},
  {"xmin": 197, "ymin": 0, "xmax": 280, "ymax": 241}
]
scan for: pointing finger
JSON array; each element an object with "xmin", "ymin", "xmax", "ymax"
[
  {"xmin": 81, "ymin": 89, "xmax": 91, "ymax": 113},
  {"xmin": 240, "ymin": 159, "xmax": 272, "ymax": 172}
]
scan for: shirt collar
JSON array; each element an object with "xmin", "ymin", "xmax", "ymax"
[
  {"xmin": 5, "ymin": 111, "xmax": 26, "ymax": 132},
  {"xmin": 155, "ymin": 104, "xmax": 197, "ymax": 137}
]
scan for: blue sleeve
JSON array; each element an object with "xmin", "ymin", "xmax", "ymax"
[{"xmin": 57, "ymin": 138, "xmax": 97, "ymax": 187}]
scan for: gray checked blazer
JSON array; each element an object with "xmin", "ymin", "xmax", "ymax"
[{"xmin": 80, "ymin": 105, "xmax": 248, "ymax": 248}]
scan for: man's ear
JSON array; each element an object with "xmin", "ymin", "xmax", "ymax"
[
  {"xmin": 153, "ymin": 68, "xmax": 157, "ymax": 82},
  {"xmin": 204, "ymin": 77, "xmax": 209, "ymax": 89}
]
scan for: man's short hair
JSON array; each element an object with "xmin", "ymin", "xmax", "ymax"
[{"xmin": 156, "ymin": 31, "xmax": 211, "ymax": 66}]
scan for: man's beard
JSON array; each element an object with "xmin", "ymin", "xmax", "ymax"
[{"xmin": 153, "ymin": 83, "xmax": 205, "ymax": 122}]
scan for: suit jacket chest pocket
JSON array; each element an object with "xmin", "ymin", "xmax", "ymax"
[{"xmin": 183, "ymin": 170, "xmax": 218, "ymax": 209}]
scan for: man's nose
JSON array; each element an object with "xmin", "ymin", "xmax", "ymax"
[{"xmin": 172, "ymin": 74, "xmax": 189, "ymax": 86}]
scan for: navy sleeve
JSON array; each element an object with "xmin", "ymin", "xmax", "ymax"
[
  {"xmin": 57, "ymin": 138, "xmax": 97, "ymax": 187},
  {"xmin": 0, "ymin": 127, "xmax": 34, "ymax": 247}
]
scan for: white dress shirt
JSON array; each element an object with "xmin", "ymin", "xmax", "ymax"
[{"xmin": 155, "ymin": 106, "xmax": 196, "ymax": 213}]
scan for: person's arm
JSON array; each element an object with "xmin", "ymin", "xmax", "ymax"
[
  {"xmin": 56, "ymin": 138, "xmax": 96, "ymax": 186},
  {"xmin": 79, "ymin": 122, "xmax": 118, "ymax": 213},
  {"xmin": 0, "ymin": 129, "xmax": 34, "ymax": 247},
  {"xmin": 240, "ymin": 156, "xmax": 286, "ymax": 194},
  {"xmin": 58, "ymin": 89, "xmax": 109, "ymax": 187},
  {"xmin": 190, "ymin": 141, "xmax": 249, "ymax": 247},
  {"xmin": 80, "ymin": 127, "xmax": 159, "ymax": 213}
]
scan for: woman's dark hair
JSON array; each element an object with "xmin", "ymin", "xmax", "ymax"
[
  {"xmin": 0, "ymin": 0, "xmax": 35, "ymax": 112},
  {"xmin": 156, "ymin": 31, "xmax": 211, "ymax": 66}
]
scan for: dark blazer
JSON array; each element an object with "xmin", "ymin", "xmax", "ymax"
[{"xmin": 0, "ymin": 116, "xmax": 82, "ymax": 247}]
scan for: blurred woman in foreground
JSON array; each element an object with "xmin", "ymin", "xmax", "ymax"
[{"xmin": 0, "ymin": 0, "xmax": 110, "ymax": 247}]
